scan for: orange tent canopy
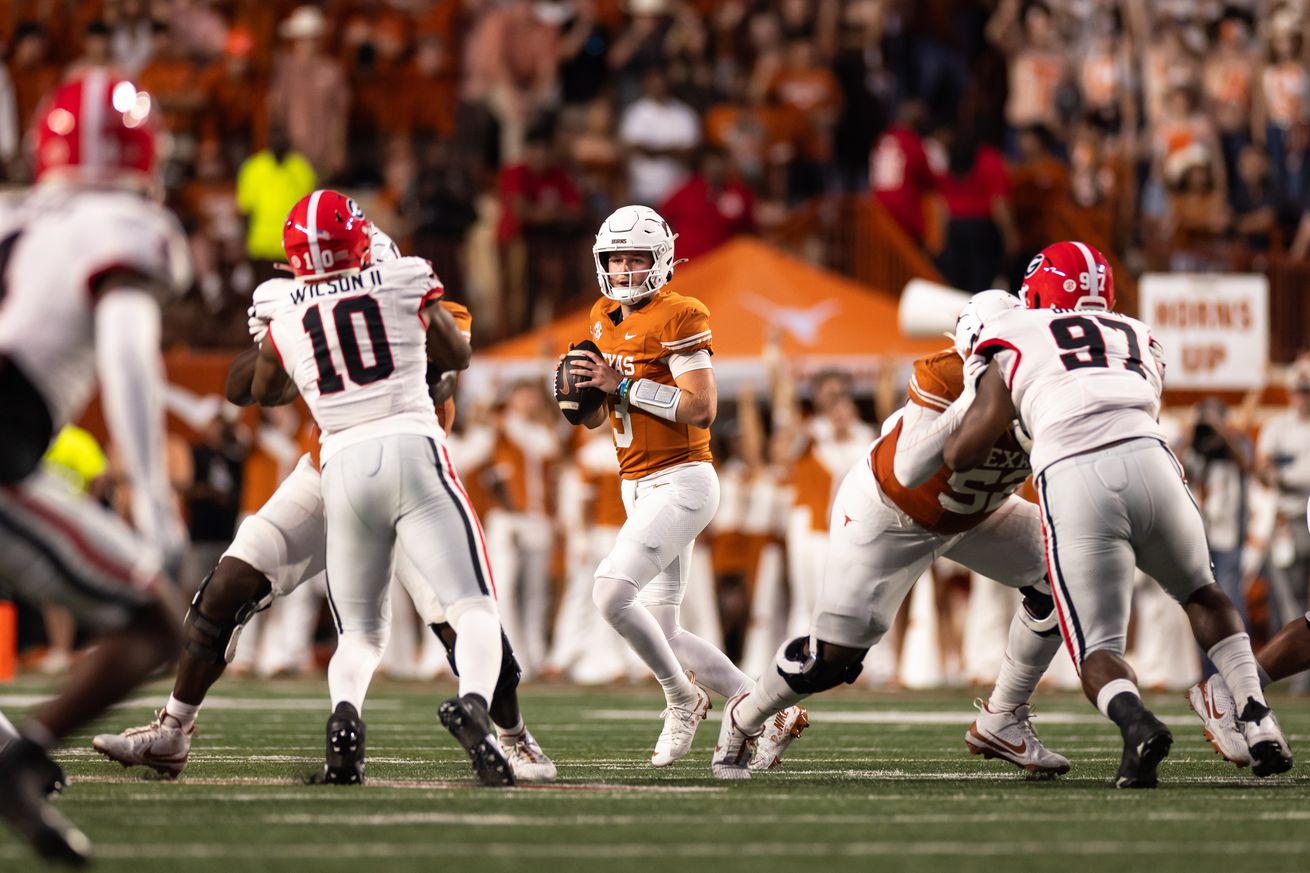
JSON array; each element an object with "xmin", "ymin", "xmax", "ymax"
[{"xmin": 480, "ymin": 238, "xmax": 945, "ymax": 365}]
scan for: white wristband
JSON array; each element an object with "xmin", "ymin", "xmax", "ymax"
[{"xmin": 629, "ymin": 377, "xmax": 682, "ymax": 422}]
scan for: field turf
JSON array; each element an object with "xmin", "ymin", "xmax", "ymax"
[{"xmin": 3, "ymin": 676, "xmax": 1310, "ymax": 873}]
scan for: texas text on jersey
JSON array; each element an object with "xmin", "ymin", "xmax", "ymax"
[
  {"xmin": 871, "ymin": 349, "xmax": 1031, "ymax": 534},
  {"xmin": 588, "ymin": 287, "xmax": 713, "ymax": 479},
  {"xmin": 266, "ymin": 255, "xmax": 444, "ymax": 464}
]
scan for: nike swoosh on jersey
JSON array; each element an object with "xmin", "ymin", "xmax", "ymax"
[{"xmin": 625, "ymin": 331, "xmax": 639, "ymax": 340}]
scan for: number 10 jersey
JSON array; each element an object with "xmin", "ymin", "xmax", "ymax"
[
  {"xmin": 266, "ymin": 256, "xmax": 444, "ymax": 464},
  {"xmin": 974, "ymin": 307, "xmax": 1167, "ymax": 476}
]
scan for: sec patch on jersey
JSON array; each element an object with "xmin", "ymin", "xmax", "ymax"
[{"xmin": 555, "ymin": 340, "xmax": 606, "ymax": 425}]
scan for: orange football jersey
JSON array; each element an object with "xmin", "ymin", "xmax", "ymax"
[
  {"xmin": 870, "ymin": 349, "xmax": 1031, "ymax": 534},
  {"xmin": 587, "ymin": 287, "xmax": 714, "ymax": 479}
]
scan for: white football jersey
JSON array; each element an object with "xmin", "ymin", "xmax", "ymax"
[
  {"xmin": 0, "ymin": 187, "xmax": 191, "ymax": 429},
  {"xmin": 974, "ymin": 307, "xmax": 1166, "ymax": 475},
  {"xmin": 266, "ymin": 256, "xmax": 444, "ymax": 463}
]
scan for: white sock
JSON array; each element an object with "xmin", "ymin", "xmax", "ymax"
[
  {"xmin": 163, "ymin": 695, "xmax": 201, "ymax": 730},
  {"xmin": 327, "ymin": 629, "xmax": 387, "ymax": 713},
  {"xmin": 594, "ymin": 576, "xmax": 695, "ymax": 707},
  {"xmin": 1208, "ymin": 632, "xmax": 1267, "ymax": 714},
  {"xmin": 648, "ymin": 604, "xmax": 754, "ymax": 698},
  {"xmin": 496, "ymin": 717, "xmax": 526, "ymax": 739},
  {"xmin": 988, "ymin": 611, "xmax": 1062, "ymax": 712},
  {"xmin": 732, "ymin": 666, "xmax": 804, "ymax": 734},
  {"xmin": 448, "ymin": 599, "xmax": 502, "ymax": 705},
  {"xmin": 1095, "ymin": 678, "xmax": 1140, "ymax": 719}
]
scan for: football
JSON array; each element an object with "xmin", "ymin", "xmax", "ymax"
[{"xmin": 555, "ymin": 339, "xmax": 607, "ymax": 425}]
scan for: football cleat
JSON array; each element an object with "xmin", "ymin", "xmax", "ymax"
[
  {"xmin": 1186, "ymin": 675, "xmax": 1251, "ymax": 767},
  {"xmin": 92, "ymin": 712, "xmax": 194, "ymax": 778},
  {"xmin": 749, "ymin": 704, "xmax": 809, "ymax": 772},
  {"xmin": 0, "ymin": 739, "xmax": 92, "ymax": 866},
  {"xmin": 498, "ymin": 728, "xmax": 557, "ymax": 783},
  {"xmin": 1238, "ymin": 699, "xmax": 1294, "ymax": 778},
  {"xmin": 439, "ymin": 696, "xmax": 515, "ymax": 787},
  {"xmin": 323, "ymin": 702, "xmax": 366, "ymax": 785},
  {"xmin": 966, "ymin": 699, "xmax": 1071, "ymax": 777},
  {"xmin": 1114, "ymin": 712, "xmax": 1172, "ymax": 789},
  {"xmin": 652, "ymin": 676, "xmax": 711, "ymax": 767},
  {"xmin": 711, "ymin": 693, "xmax": 762, "ymax": 780}
]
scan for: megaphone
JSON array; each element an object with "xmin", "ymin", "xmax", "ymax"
[{"xmin": 899, "ymin": 278, "xmax": 970, "ymax": 338}]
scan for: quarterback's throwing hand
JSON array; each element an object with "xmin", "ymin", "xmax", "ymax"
[{"xmin": 571, "ymin": 350, "xmax": 623, "ymax": 394}]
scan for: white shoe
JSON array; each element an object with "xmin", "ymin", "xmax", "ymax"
[
  {"xmin": 1238, "ymin": 699, "xmax": 1293, "ymax": 778},
  {"xmin": 92, "ymin": 712, "xmax": 194, "ymax": 778},
  {"xmin": 499, "ymin": 728, "xmax": 557, "ymax": 782},
  {"xmin": 749, "ymin": 704, "xmax": 809, "ymax": 772},
  {"xmin": 1186, "ymin": 675, "xmax": 1250, "ymax": 767},
  {"xmin": 965, "ymin": 699, "xmax": 1070, "ymax": 776},
  {"xmin": 711, "ymin": 693, "xmax": 761, "ymax": 780},
  {"xmin": 651, "ymin": 676, "xmax": 710, "ymax": 767}
]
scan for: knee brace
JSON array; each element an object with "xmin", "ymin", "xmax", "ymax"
[
  {"xmin": 429, "ymin": 622, "xmax": 522, "ymax": 696},
  {"xmin": 1019, "ymin": 583, "xmax": 1061, "ymax": 637},
  {"xmin": 774, "ymin": 636, "xmax": 867, "ymax": 695},
  {"xmin": 183, "ymin": 569, "xmax": 270, "ymax": 665}
]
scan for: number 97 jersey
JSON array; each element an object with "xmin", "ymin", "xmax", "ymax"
[
  {"xmin": 266, "ymin": 256, "xmax": 444, "ymax": 463},
  {"xmin": 973, "ymin": 307, "xmax": 1167, "ymax": 476}
]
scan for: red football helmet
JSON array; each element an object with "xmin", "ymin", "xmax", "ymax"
[
  {"xmin": 33, "ymin": 69, "xmax": 158, "ymax": 188},
  {"xmin": 1020, "ymin": 241, "xmax": 1115, "ymax": 311},
  {"xmin": 282, "ymin": 190, "xmax": 372, "ymax": 282}
]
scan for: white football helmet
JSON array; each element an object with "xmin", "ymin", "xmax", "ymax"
[
  {"xmin": 592, "ymin": 205, "xmax": 678, "ymax": 305},
  {"xmin": 951, "ymin": 289, "xmax": 1021, "ymax": 358}
]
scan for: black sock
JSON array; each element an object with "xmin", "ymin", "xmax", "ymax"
[{"xmin": 1105, "ymin": 691, "xmax": 1149, "ymax": 734}]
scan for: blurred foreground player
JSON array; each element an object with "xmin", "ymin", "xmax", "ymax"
[
  {"xmin": 0, "ymin": 71, "xmax": 191, "ymax": 863},
  {"xmin": 565, "ymin": 205, "xmax": 806, "ymax": 768},
  {"xmin": 711, "ymin": 290, "xmax": 1071, "ymax": 780},
  {"xmin": 943, "ymin": 241, "xmax": 1290, "ymax": 786},
  {"xmin": 93, "ymin": 218, "xmax": 555, "ymax": 783}
]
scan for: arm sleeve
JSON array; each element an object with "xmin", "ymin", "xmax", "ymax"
[
  {"xmin": 893, "ymin": 392, "xmax": 974, "ymax": 488},
  {"xmin": 94, "ymin": 289, "xmax": 175, "ymax": 536},
  {"xmin": 667, "ymin": 348, "xmax": 711, "ymax": 378}
]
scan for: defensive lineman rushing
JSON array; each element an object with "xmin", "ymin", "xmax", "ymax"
[
  {"xmin": 943, "ymin": 241, "xmax": 1291, "ymax": 786},
  {"xmin": 242, "ymin": 190, "xmax": 513, "ymax": 785},
  {"xmin": 92, "ymin": 207, "xmax": 555, "ymax": 784},
  {"xmin": 0, "ymin": 72, "xmax": 190, "ymax": 863},
  {"xmin": 566, "ymin": 205, "xmax": 806, "ymax": 768},
  {"xmin": 712, "ymin": 289, "xmax": 1072, "ymax": 780}
]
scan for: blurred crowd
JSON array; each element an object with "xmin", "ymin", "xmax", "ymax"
[{"xmin": 8, "ymin": 1, "xmax": 1310, "ymax": 349}]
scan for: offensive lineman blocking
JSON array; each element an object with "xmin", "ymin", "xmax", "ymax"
[{"xmin": 711, "ymin": 290, "xmax": 1071, "ymax": 779}]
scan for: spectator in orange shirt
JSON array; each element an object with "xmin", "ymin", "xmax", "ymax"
[
  {"xmin": 402, "ymin": 36, "xmax": 458, "ymax": 143},
  {"xmin": 199, "ymin": 27, "xmax": 265, "ymax": 173},
  {"xmin": 138, "ymin": 21, "xmax": 204, "ymax": 144},
  {"xmin": 658, "ymin": 147, "xmax": 756, "ymax": 263},
  {"xmin": 766, "ymin": 37, "xmax": 842, "ymax": 200}
]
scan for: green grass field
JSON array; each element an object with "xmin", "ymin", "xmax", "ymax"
[{"xmin": 3, "ymin": 676, "xmax": 1310, "ymax": 873}]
